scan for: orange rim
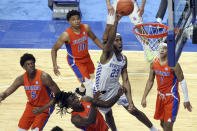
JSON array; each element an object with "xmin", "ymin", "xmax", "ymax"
[{"xmin": 133, "ymin": 23, "xmax": 168, "ymax": 38}]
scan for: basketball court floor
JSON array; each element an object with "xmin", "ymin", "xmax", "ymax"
[{"xmin": 0, "ymin": 0, "xmax": 197, "ymax": 130}]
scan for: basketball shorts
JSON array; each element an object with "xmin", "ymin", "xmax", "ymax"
[
  {"xmin": 67, "ymin": 56, "xmax": 95, "ymax": 83},
  {"xmin": 107, "ymin": 0, "xmax": 143, "ymax": 25},
  {"xmin": 18, "ymin": 103, "xmax": 54, "ymax": 130},
  {"xmin": 94, "ymin": 83, "xmax": 129, "ymax": 114},
  {"xmin": 154, "ymin": 92, "xmax": 180, "ymax": 123}
]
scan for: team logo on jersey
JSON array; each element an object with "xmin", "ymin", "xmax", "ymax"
[
  {"xmin": 165, "ymin": 67, "xmax": 168, "ymax": 71},
  {"xmin": 133, "ymin": 17, "xmax": 137, "ymax": 21},
  {"xmin": 83, "ymin": 32, "xmax": 85, "ymax": 35},
  {"xmin": 167, "ymin": 118, "xmax": 172, "ymax": 122},
  {"xmin": 87, "ymin": 105, "xmax": 90, "ymax": 108},
  {"xmin": 35, "ymin": 81, "xmax": 38, "ymax": 84}
]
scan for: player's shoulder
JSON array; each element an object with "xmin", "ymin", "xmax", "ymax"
[
  {"xmin": 81, "ymin": 96, "xmax": 92, "ymax": 103},
  {"xmin": 41, "ymin": 71, "xmax": 52, "ymax": 81},
  {"xmin": 83, "ymin": 24, "xmax": 90, "ymax": 31}
]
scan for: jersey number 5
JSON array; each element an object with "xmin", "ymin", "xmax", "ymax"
[{"xmin": 31, "ymin": 91, "xmax": 37, "ymax": 99}]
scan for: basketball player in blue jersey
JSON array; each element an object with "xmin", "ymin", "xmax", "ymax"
[{"xmin": 93, "ymin": 13, "xmax": 159, "ymax": 131}]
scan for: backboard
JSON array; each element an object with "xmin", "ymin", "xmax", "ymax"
[{"xmin": 167, "ymin": 0, "xmax": 196, "ymax": 67}]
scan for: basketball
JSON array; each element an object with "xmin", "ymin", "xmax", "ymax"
[{"xmin": 117, "ymin": 0, "xmax": 134, "ymax": 16}]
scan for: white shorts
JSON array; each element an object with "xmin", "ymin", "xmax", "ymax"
[
  {"xmin": 98, "ymin": 93, "xmax": 129, "ymax": 114},
  {"xmin": 107, "ymin": 0, "xmax": 143, "ymax": 25}
]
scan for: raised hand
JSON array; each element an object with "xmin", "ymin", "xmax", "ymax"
[{"xmin": 107, "ymin": 5, "xmax": 115, "ymax": 16}]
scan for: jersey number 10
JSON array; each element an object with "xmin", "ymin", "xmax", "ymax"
[{"xmin": 78, "ymin": 42, "xmax": 86, "ymax": 51}]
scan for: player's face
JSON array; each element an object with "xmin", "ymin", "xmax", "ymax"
[
  {"xmin": 113, "ymin": 35, "xmax": 122, "ymax": 52},
  {"xmin": 68, "ymin": 94, "xmax": 82, "ymax": 109},
  {"xmin": 23, "ymin": 60, "xmax": 35, "ymax": 74},
  {"xmin": 69, "ymin": 15, "xmax": 81, "ymax": 28},
  {"xmin": 159, "ymin": 46, "xmax": 167, "ymax": 58}
]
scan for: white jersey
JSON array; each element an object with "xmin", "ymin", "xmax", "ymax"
[{"xmin": 93, "ymin": 53, "xmax": 126, "ymax": 101}]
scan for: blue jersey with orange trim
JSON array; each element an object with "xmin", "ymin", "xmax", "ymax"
[
  {"xmin": 65, "ymin": 24, "xmax": 90, "ymax": 62},
  {"xmin": 23, "ymin": 69, "xmax": 52, "ymax": 106},
  {"xmin": 72, "ymin": 101, "xmax": 108, "ymax": 131},
  {"xmin": 153, "ymin": 59, "xmax": 179, "ymax": 93}
]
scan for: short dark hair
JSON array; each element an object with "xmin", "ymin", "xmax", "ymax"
[
  {"xmin": 51, "ymin": 126, "xmax": 63, "ymax": 131},
  {"xmin": 20, "ymin": 53, "xmax": 36, "ymax": 67},
  {"xmin": 66, "ymin": 10, "xmax": 81, "ymax": 21},
  {"xmin": 55, "ymin": 91, "xmax": 75, "ymax": 116}
]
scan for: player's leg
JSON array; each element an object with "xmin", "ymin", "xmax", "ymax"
[
  {"xmin": 105, "ymin": 109, "xmax": 117, "ymax": 131},
  {"xmin": 83, "ymin": 58, "xmax": 95, "ymax": 97},
  {"xmin": 163, "ymin": 122, "xmax": 174, "ymax": 131},
  {"xmin": 117, "ymin": 94, "xmax": 158, "ymax": 131},
  {"xmin": 160, "ymin": 120, "xmax": 164, "ymax": 129},
  {"xmin": 18, "ymin": 103, "xmax": 34, "ymax": 130},
  {"xmin": 67, "ymin": 56, "xmax": 86, "ymax": 95},
  {"xmin": 74, "ymin": 59, "xmax": 95, "ymax": 97},
  {"xmin": 123, "ymin": 105, "xmax": 158, "ymax": 130},
  {"xmin": 97, "ymin": 97, "xmax": 117, "ymax": 131},
  {"xmin": 162, "ymin": 93, "xmax": 180, "ymax": 131},
  {"xmin": 31, "ymin": 106, "xmax": 54, "ymax": 131}
]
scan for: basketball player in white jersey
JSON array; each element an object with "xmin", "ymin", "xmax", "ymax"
[
  {"xmin": 103, "ymin": 0, "xmax": 146, "ymax": 42},
  {"xmin": 93, "ymin": 13, "xmax": 159, "ymax": 131}
]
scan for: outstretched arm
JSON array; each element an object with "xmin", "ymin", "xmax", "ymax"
[
  {"xmin": 81, "ymin": 87, "xmax": 124, "ymax": 108},
  {"xmin": 174, "ymin": 63, "xmax": 192, "ymax": 112},
  {"xmin": 121, "ymin": 56, "xmax": 134, "ymax": 110},
  {"xmin": 92, "ymin": 87, "xmax": 124, "ymax": 108},
  {"xmin": 106, "ymin": 0, "xmax": 114, "ymax": 16},
  {"xmin": 32, "ymin": 72, "xmax": 61, "ymax": 115},
  {"xmin": 141, "ymin": 62, "xmax": 155, "ymax": 108},
  {"xmin": 0, "ymin": 75, "xmax": 23, "ymax": 103},
  {"xmin": 138, "ymin": 0, "xmax": 146, "ymax": 17},
  {"xmin": 101, "ymin": 13, "xmax": 122, "ymax": 63},
  {"xmin": 71, "ymin": 106, "xmax": 97, "ymax": 127},
  {"xmin": 84, "ymin": 24, "xmax": 103, "ymax": 49},
  {"xmin": 51, "ymin": 32, "xmax": 69, "ymax": 76}
]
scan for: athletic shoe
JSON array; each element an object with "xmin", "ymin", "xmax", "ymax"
[{"xmin": 75, "ymin": 88, "xmax": 86, "ymax": 96}]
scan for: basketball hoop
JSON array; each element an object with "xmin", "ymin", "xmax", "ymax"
[{"xmin": 133, "ymin": 23, "xmax": 168, "ymax": 62}]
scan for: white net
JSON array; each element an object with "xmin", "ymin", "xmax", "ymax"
[{"xmin": 133, "ymin": 23, "xmax": 168, "ymax": 62}]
